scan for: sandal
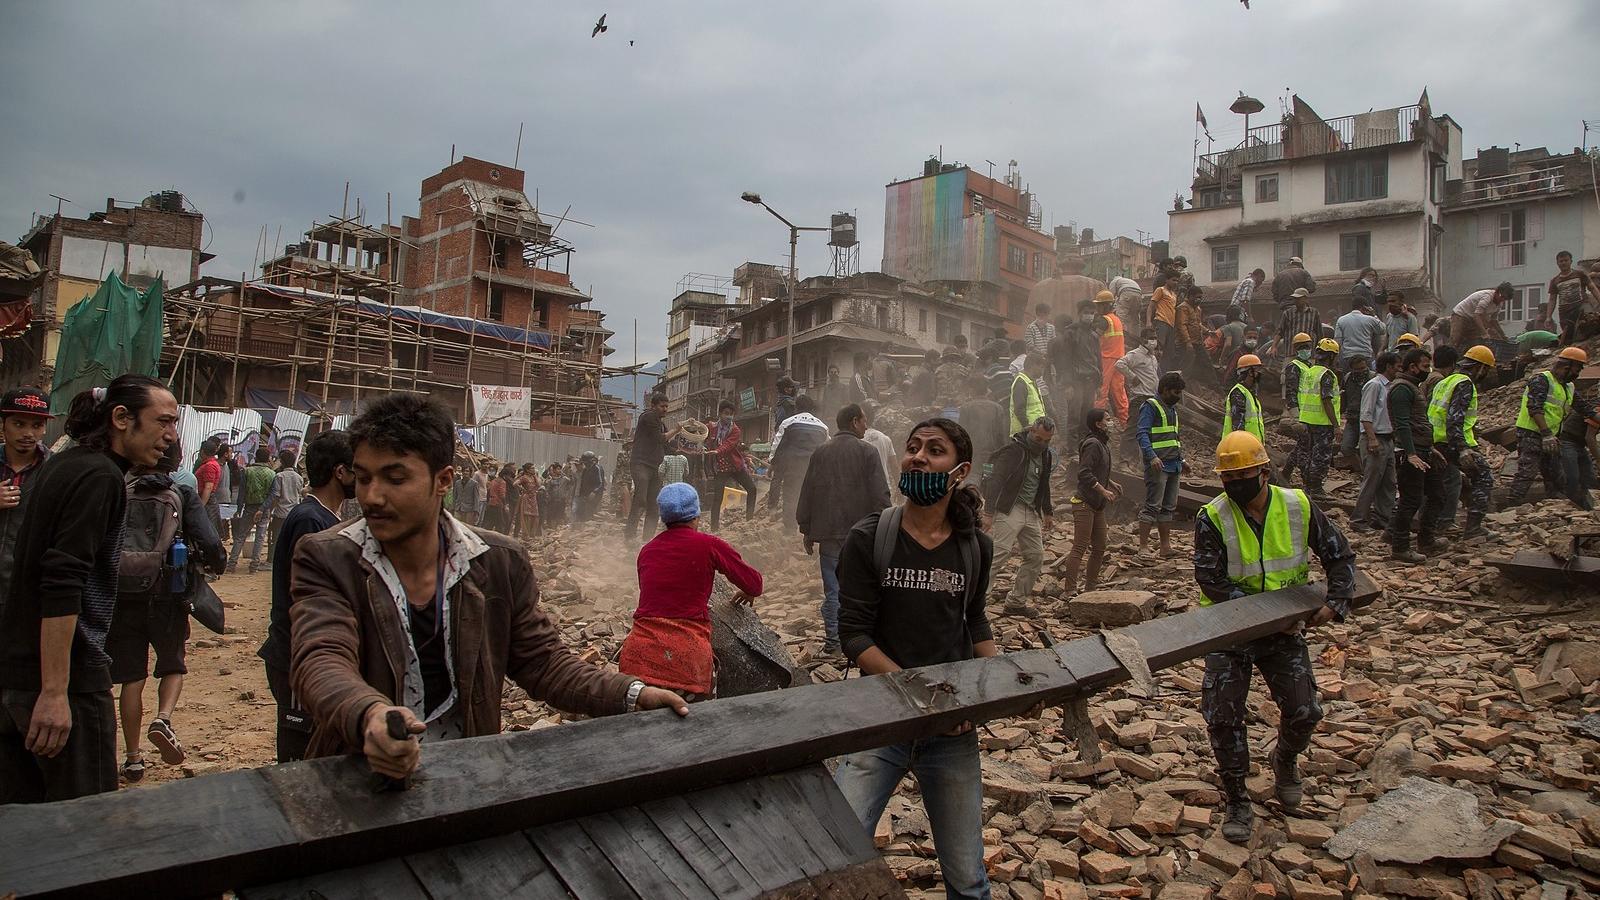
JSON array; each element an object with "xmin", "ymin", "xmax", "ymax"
[
  {"xmin": 147, "ymin": 717, "xmax": 186, "ymax": 765},
  {"xmin": 120, "ymin": 754, "xmax": 147, "ymax": 783}
]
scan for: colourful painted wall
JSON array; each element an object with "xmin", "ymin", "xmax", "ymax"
[{"xmin": 882, "ymin": 170, "xmax": 999, "ymax": 285}]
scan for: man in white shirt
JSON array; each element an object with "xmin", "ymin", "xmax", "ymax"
[
  {"xmin": 1023, "ymin": 304, "xmax": 1055, "ymax": 357},
  {"xmin": 1115, "ymin": 328, "xmax": 1162, "ymax": 466},
  {"xmin": 860, "ymin": 404, "xmax": 900, "ymax": 504},
  {"xmin": 1353, "ymin": 351, "xmax": 1399, "ymax": 532},
  {"xmin": 1450, "ymin": 283, "xmax": 1512, "ymax": 349},
  {"xmin": 1232, "ymin": 269, "xmax": 1265, "ymax": 323},
  {"xmin": 1110, "ymin": 275, "xmax": 1144, "ymax": 329}
]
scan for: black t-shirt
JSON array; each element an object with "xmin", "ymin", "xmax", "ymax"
[
  {"xmin": 835, "ymin": 512, "xmax": 994, "ymax": 670},
  {"xmin": 409, "ymin": 598, "xmax": 451, "ymax": 717},
  {"xmin": 260, "ymin": 497, "xmax": 341, "ymax": 673},
  {"xmin": 632, "ymin": 410, "xmax": 668, "ymax": 467}
]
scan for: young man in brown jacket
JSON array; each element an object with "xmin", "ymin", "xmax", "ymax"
[{"xmin": 290, "ymin": 393, "xmax": 687, "ymax": 780}]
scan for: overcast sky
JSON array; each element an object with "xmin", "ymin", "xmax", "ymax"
[{"xmin": 3, "ymin": 1, "xmax": 1595, "ymax": 364}]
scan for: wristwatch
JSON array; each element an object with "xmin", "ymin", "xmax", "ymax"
[{"xmin": 625, "ymin": 680, "xmax": 646, "ymax": 713}]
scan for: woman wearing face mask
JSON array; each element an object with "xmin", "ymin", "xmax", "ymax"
[
  {"xmin": 833, "ymin": 418, "xmax": 996, "ymax": 900},
  {"xmin": 1063, "ymin": 408, "xmax": 1120, "ymax": 594}
]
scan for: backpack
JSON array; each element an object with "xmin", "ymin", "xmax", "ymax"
[
  {"xmin": 871, "ymin": 505, "xmax": 983, "ymax": 650},
  {"xmin": 119, "ymin": 477, "xmax": 184, "ymax": 595}
]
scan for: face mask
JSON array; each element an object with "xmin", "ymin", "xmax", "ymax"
[
  {"xmin": 1244, "ymin": 339, "xmax": 1257, "ymax": 349},
  {"xmin": 1223, "ymin": 474, "xmax": 1264, "ymax": 506},
  {"xmin": 899, "ymin": 466, "xmax": 965, "ymax": 506},
  {"xmin": 1296, "ymin": 349, "xmax": 1312, "ymax": 361}
]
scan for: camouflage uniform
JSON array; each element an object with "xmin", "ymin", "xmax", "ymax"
[
  {"xmin": 1509, "ymin": 376, "xmax": 1563, "ymax": 504},
  {"xmin": 1201, "ymin": 633, "xmax": 1322, "ymax": 787},
  {"xmin": 1299, "ymin": 424, "xmax": 1336, "ymax": 493},
  {"xmin": 1435, "ymin": 376, "xmax": 1491, "ymax": 530},
  {"xmin": 1508, "ymin": 429, "xmax": 1561, "ymax": 504},
  {"xmin": 934, "ymin": 361, "xmax": 972, "ymax": 406},
  {"xmin": 1193, "ymin": 493, "xmax": 1356, "ymax": 797}
]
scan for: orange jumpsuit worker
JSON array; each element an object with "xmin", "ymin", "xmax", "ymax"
[{"xmin": 1094, "ymin": 289, "xmax": 1129, "ymax": 421}]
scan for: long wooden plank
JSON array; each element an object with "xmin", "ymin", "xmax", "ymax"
[
  {"xmin": 0, "ymin": 574, "xmax": 1380, "ymax": 899},
  {"xmin": 1485, "ymin": 551, "xmax": 1600, "ymax": 588},
  {"xmin": 595, "ymin": 806, "xmax": 718, "ymax": 900},
  {"xmin": 641, "ymin": 795, "xmax": 757, "ymax": 899},
  {"xmin": 404, "ymin": 832, "xmax": 571, "ymax": 900},
  {"xmin": 578, "ymin": 810, "xmax": 713, "ymax": 900},
  {"xmin": 528, "ymin": 820, "xmax": 641, "ymax": 899},
  {"xmin": 774, "ymin": 766, "xmax": 874, "ymax": 865},
  {"xmin": 686, "ymin": 779, "xmax": 814, "ymax": 889}
]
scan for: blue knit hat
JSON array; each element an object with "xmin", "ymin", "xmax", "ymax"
[{"xmin": 657, "ymin": 482, "xmax": 701, "ymax": 524}]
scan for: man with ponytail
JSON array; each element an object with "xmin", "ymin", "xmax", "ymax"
[
  {"xmin": 833, "ymin": 417, "xmax": 996, "ymax": 900},
  {"xmin": 0, "ymin": 374, "xmax": 178, "ymax": 802}
]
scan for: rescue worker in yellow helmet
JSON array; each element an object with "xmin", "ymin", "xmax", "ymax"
[
  {"xmin": 1509, "ymin": 346, "xmax": 1587, "ymax": 504},
  {"xmin": 1135, "ymin": 371, "xmax": 1189, "ymax": 556},
  {"xmin": 1293, "ymin": 338, "xmax": 1341, "ymax": 502},
  {"xmin": 1197, "ymin": 430, "xmax": 1357, "ymax": 844},
  {"xmin": 1395, "ymin": 333, "xmax": 1422, "ymax": 353},
  {"xmin": 1428, "ymin": 344, "xmax": 1496, "ymax": 539},
  {"xmin": 1278, "ymin": 332, "xmax": 1316, "ymax": 483},
  {"xmin": 1226, "ymin": 355, "xmax": 1269, "ymax": 483}
]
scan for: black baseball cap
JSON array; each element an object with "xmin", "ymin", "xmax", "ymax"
[{"xmin": 0, "ymin": 387, "xmax": 52, "ymax": 419}]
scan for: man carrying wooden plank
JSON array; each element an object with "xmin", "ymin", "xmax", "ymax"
[
  {"xmin": 289, "ymin": 393, "xmax": 687, "ymax": 780},
  {"xmin": 1196, "ymin": 430, "xmax": 1357, "ymax": 844}
]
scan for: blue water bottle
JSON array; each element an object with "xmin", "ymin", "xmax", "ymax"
[{"xmin": 168, "ymin": 535, "xmax": 188, "ymax": 594}]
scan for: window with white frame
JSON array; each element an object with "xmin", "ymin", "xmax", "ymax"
[
  {"xmin": 1497, "ymin": 209, "xmax": 1527, "ymax": 268},
  {"xmin": 1256, "ymin": 174, "xmax": 1279, "ymax": 203},
  {"xmin": 1498, "ymin": 285, "xmax": 1542, "ymax": 326},
  {"xmin": 1006, "ymin": 244, "xmax": 1027, "ymax": 272},
  {"xmin": 1212, "ymin": 245, "xmax": 1239, "ymax": 282},
  {"xmin": 1273, "ymin": 239, "xmax": 1302, "ymax": 274}
]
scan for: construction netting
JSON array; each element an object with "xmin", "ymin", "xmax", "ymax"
[{"xmin": 49, "ymin": 272, "xmax": 165, "ymax": 415}]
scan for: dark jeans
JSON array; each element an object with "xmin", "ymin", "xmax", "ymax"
[
  {"xmin": 264, "ymin": 663, "xmax": 310, "ymax": 763},
  {"xmin": 229, "ymin": 504, "xmax": 267, "ymax": 568},
  {"xmin": 1387, "ymin": 449, "xmax": 1444, "ymax": 551},
  {"xmin": 0, "ymin": 687, "xmax": 117, "ymax": 803},
  {"xmin": 626, "ymin": 462, "xmax": 663, "ymax": 539},
  {"xmin": 709, "ymin": 469, "xmax": 757, "ymax": 531},
  {"xmin": 267, "ymin": 515, "xmax": 287, "ymax": 562},
  {"xmin": 819, "ymin": 539, "xmax": 843, "ymax": 642},
  {"xmin": 1560, "ymin": 441, "xmax": 1597, "ymax": 509}
]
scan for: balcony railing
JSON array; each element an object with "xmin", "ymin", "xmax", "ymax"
[
  {"xmin": 1198, "ymin": 104, "xmax": 1427, "ymax": 182},
  {"xmin": 1455, "ymin": 168, "xmax": 1567, "ymax": 205}
]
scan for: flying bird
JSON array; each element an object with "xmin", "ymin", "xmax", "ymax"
[{"xmin": 591, "ymin": 13, "xmax": 607, "ymax": 37}]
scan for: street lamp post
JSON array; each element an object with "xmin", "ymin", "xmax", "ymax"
[{"xmin": 741, "ymin": 192, "xmax": 829, "ymax": 378}]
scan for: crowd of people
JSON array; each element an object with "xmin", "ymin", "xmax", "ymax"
[{"xmin": 2, "ymin": 246, "xmax": 1598, "ymax": 900}]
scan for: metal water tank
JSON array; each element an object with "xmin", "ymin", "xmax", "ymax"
[
  {"xmin": 1477, "ymin": 147, "xmax": 1511, "ymax": 177},
  {"xmin": 830, "ymin": 213, "xmax": 857, "ymax": 248}
]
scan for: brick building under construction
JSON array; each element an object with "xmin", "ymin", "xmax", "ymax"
[{"xmin": 161, "ymin": 156, "xmax": 623, "ymax": 433}]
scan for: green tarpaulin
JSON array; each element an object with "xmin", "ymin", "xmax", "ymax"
[{"xmin": 49, "ymin": 272, "xmax": 165, "ymax": 415}]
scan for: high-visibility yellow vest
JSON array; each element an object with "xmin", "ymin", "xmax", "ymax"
[
  {"xmin": 1284, "ymin": 358, "xmax": 1311, "ymax": 407},
  {"xmin": 1296, "ymin": 365, "xmax": 1339, "ymax": 426},
  {"xmin": 1515, "ymin": 371, "xmax": 1571, "ymax": 435},
  {"xmin": 1144, "ymin": 398, "xmax": 1180, "ymax": 450},
  {"xmin": 1428, "ymin": 372, "xmax": 1478, "ymax": 447},
  {"xmin": 1227, "ymin": 382, "xmax": 1265, "ymax": 444},
  {"xmin": 1009, "ymin": 372, "xmax": 1045, "ymax": 434},
  {"xmin": 1198, "ymin": 484, "xmax": 1313, "ymax": 604}
]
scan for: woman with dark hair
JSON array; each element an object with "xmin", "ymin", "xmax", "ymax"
[
  {"xmin": 498, "ymin": 464, "xmax": 520, "ymax": 536},
  {"xmin": 832, "ymin": 417, "xmax": 995, "ymax": 900},
  {"xmin": 481, "ymin": 463, "xmax": 509, "ymax": 532},
  {"xmin": 514, "ymin": 463, "xmax": 541, "ymax": 538},
  {"xmin": 1063, "ymin": 407, "xmax": 1119, "ymax": 594},
  {"xmin": 0, "ymin": 374, "xmax": 178, "ymax": 802}
]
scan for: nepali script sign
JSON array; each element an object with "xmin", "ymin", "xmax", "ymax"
[{"xmin": 470, "ymin": 384, "xmax": 531, "ymax": 427}]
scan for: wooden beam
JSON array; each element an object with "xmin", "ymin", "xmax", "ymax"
[
  {"xmin": 0, "ymin": 574, "xmax": 1380, "ymax": 900},
  {"xmin": 1484, "ymin": 551, "xmax": 1600, "ymax": 589}
]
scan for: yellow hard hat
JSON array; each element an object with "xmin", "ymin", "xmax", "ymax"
[
  {"xmin": 1094, "ymin": 289, "xmax": 1114, "ymax": 303},
  {"xmin": 1292, "ymin": 332, "xmax": 1313, "ymax": 345},
  {"xmin": 1236, "ymin": 353, "xmax": 1263, "ymax": 369},
  {"xmin": 1463, "ymin": 344, "xmax": 1496, "ymax": 367},
  {"xmin": 1215, "ymin": 430, "xmax": 1270, "ymax": 474},
  {"xmin": 1397, "ymin": 333, "xmax": 1421, "ymax": 346},
  {"xmin": 1317, "ymin": 338, "xmax": 1340, "ymax": 354},
  {"xmin": 1558, "ymin": 346, "xmax": 1589, "ymax": 363}
]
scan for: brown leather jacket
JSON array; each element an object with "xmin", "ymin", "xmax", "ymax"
[{"xmin": 289, "ymin": 520, "xmax": 634, "ymax": 758}]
